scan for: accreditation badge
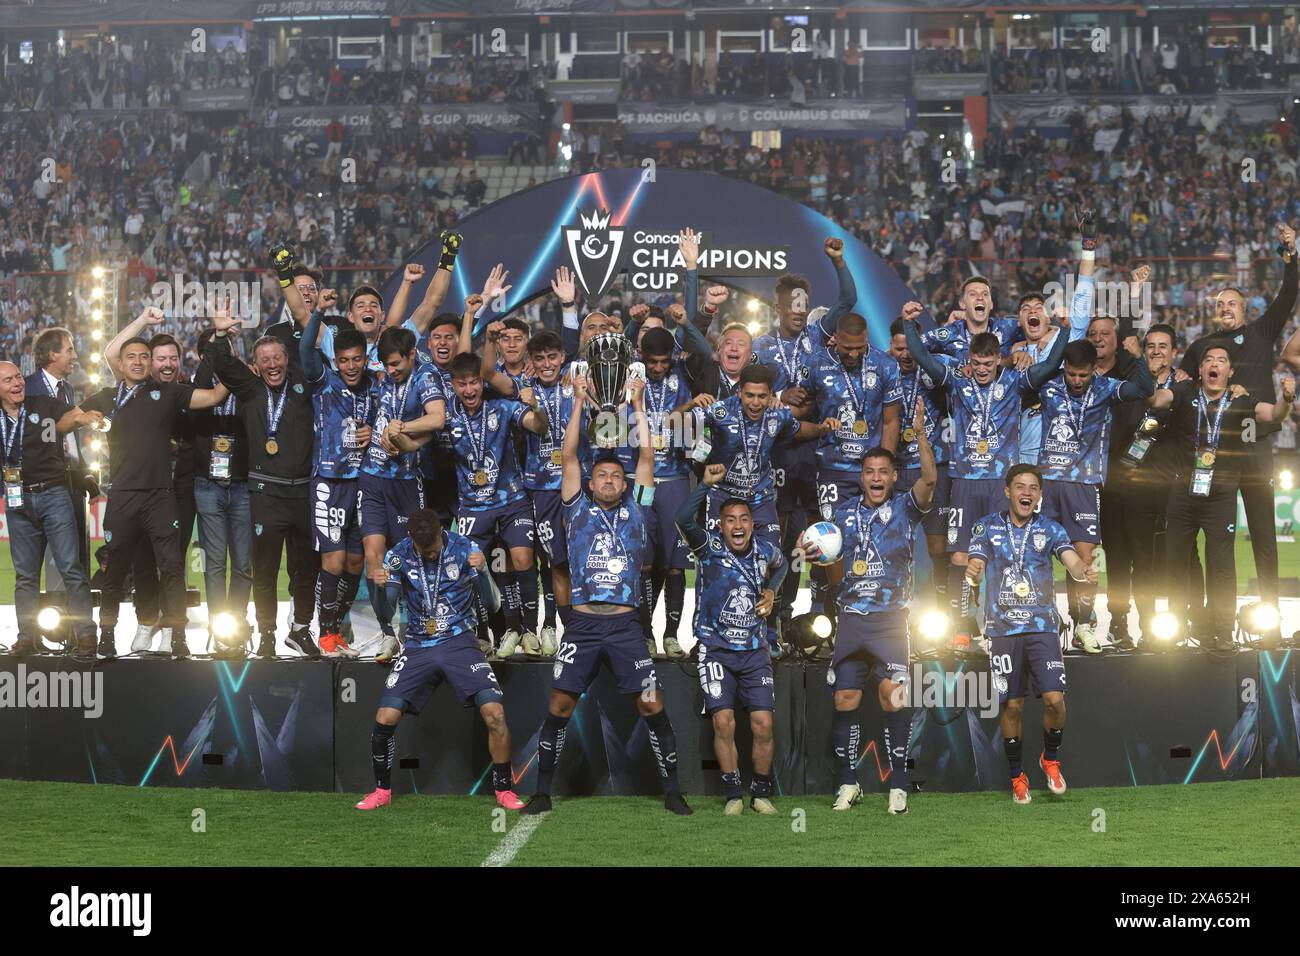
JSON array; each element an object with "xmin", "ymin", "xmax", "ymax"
[
  {"xmin": 1190, "ymin": 467, "xmax": 1214, "ymax": 497},
  {"xmin": 210, "ymin": 435, "xmax": 234, "ymax": 480}
]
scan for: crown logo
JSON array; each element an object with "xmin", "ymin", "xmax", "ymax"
[{"xmin": 579, "ymin": 208, "xmax": 612, "ymax": 230}]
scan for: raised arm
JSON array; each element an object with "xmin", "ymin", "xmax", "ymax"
[
  {"xmin": 910, "ymin": 396, "xmax": 937, "ymax": 510},
  {"xmin": 271, "ymin": 242, "xmax": 310, "ymax": 329},
  {"xmin": 1283, "ymin": 321, "xmax": 1300, "ymax": 373},
  {"xmin": 673, "ymin": 468, "xmax": 715, "ymax": 553},
  {"xmin": 208, "ymin": 313, "xmax": 259, "ymax": 398},
  {"xmin": 1254, "ymin": 223, "xmax": 1298, "ymax": 344},
  {"xmin": 1025, "ymin": 320, "xmax": 1069, "ymax": 391},
  {"xmin": 817, "ymin": 237, "xmax": 857, "ymax": 339},
  {"xmin": 105, "ymin": 306, "xmax": 167, "ymax": 381},
  {"xmin": 629, "ymin": 376, "xmax": 654, "ymax": 492},
  {"xmin": 1254, "ymin": 376, "xmax": 1297, "ymax": 424},
  {"xmin": 385, "ymin": 262, "xmax": 426, "ymax": 330},
  {"xmin": 1116, "ymin": 336, "xmax": 1155, "ymax": 402},
  {"xmin": 560, "ymin": 369, "xmax": 588, "ymax": 502},
  {"xmin": 403, "ymin": 231, "xmax": 461, "ymax": 334},
  {"xmin": 902, "ymin": 303, "xmax": 949, "ymax": 385},
  {"xmin": 552, "ymin": 266, "xmax": 581, "ymax": 360},
  {"xmin": 300, "ymin": 307, "xmax": 325, "ymax": 381},
  {"xmin": 668, "ymin": 301, "xmax": 713, "ymax": 385}
]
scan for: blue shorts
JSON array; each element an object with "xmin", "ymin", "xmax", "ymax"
[
  {"xmin": 697, "ymin": 643, "xmax": 775, "ymax": 714},
  {"xmin": 775, "ymin": 445, "xmax": 817, "ymax": 516},
  {"xmin": 898, "ymin": 466, "xmax": 952, "ymax": 537},
  {"xmin": 646, "ymin": 477, "xmax": 690, "ymax": 570},
  {"xmin": 457, "ymin": 496, "xmax": 535, "ymax": 552},
  {"xmin": 552, "ymin": 609, "xmax": 659, "ymax": 696},
  {"xmin": 815, "ymin": 470, "xmax": 862, "ymax": 522},
  {"xmin": 378, "ymin": 636, "xmax": 504, "ymax": 714},
  {"xmin": 1041, "ymin": 480, "xmax": 1100, "ymax": 544},
  {"xmin": 311, "ymin": 477, "xmax": 363, "ymax": 554},
  {"xmin": 947, "ymin": 476, "xmax": 1006, "ymax": 553},
  {"xmin": 829, "ymin": 608, "xmax": 909, "ymax": 691},
  {"xmin": 706, "ymin": 490, "xmax": 781, "ymax": 552},
  {"xmin": 359, "ymin": 472, "xmax": 424, "ymax": 546},
  {"xmin": 989, "ymin": 631, "xmax": 1066, "ymax": 705},
  {"xmin": 531, "ymin": 488, "xmax": 568, "ymax": 566}
]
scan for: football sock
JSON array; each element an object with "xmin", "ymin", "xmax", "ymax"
[
  {"xmin": 317, "ymin": 570, "xmax": 340, "ymax": 632},
  {"xmin": 503, "ymin": 575, "xmax": 523, "ymax": 631},
  {"xmin": 492, "ymin": 762, "xmax": 513, "ymax": 793},
  {"xmin": 371, "ymin": 722, "xmax": 396, "ymax": 790},
  {"xmin": 643, "ymin": 710, "xmax": 681, "ymax": 793},
  {"xmin": 1005, "ymin": 735, "xmax": 1024, "ymax": 778},
  {"xmin": 931, "ymin": 551, "xmax": 949, "ymax": 604},
  {"xmin": 639, "ymin": 572, "xmax": 656, "ymax": 643},
  {"xmin": 535, "ymin": 713, "xmax": 570, "ymax": 796},
  {"xmin": 1044, "ymin": 726, "xmax": 1064, "ymax": 761},
  {"xmin": 882, "ymin": 708, "xmax": 912, "ymax": 791},
  {"xmin": 721, "ymin": 770, "xmax": 743, "ymax": 800},
  {"xmin": 832, "ymin": 709, "xmax": 861, "ymax": 787},
  {"xmin": 750, "ymin": 772, "xmax": 774, "ymax": 799},
  {"xmin": 337, "ymin": 571, "xmax": 361, "ymax": 627},
  {"xmin": 665, "ymin": 571, "xmax": 687, "ymax": 640},
  {"xmin": 540, "ymin": 559, "xmax": 556, "ymax": 630},
  {"xmin": 515, "ymin": 569, "xmax": 538, "ymax": 633}
]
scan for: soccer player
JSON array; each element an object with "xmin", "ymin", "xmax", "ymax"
[
  {"xmin": 1147, "ymin": 348, "xmax": 1297, "ymax": 648},
  {"xmin": 443, "ymin": 321, "xmax": 550, "ymax": 659},
  {"xmin": 384, "ymin": 230, "xmax": 460, "ymax": 340},
  {"xmin": 965, "ymin": 465, "xmax": 1099, "ymax": 803},
  {"xmin": 829, "ymin": 398, "xmax": 936, "ymax": 816},
  {"xmin": 676, "ymin": 463, "xmax": 788, "ymax": 815},
  {"xmin": 1035, "ymin": 338, "xmax": 1153, "ymax": 652},
  {"xmin": 301, "ymin": 307, "xmax": 377, "ymax": 659},
  {"xmin": 360, "ymin": 326, "xmax": 447, "ymax": 662},
  {"xmin": 901, "ymin": 301, "xmax": 1068, "ymax": 650},
  {"xmin": 520, "ymin": 370, "xmax": 691, "ymax": 816},
  {"xmin": 921, "ymin": 275, "xmax": 1020, "ymax": 360},
  {"xmin": 354, "ymin": 509, "xmax": 524, "ymax": 812}
]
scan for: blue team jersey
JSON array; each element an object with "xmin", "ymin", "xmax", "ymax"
[
  {"xmin": 968, "ymin": 513, "xmax": 1075, "ymax": 638},
  {"xmin": 895, "ymin": 366, "xmax": 949, "ymax": 469},
  {"xmin": 752, "ymin": 314, "xmax": 832, "ymax": 392},
  {"xmin": 322, "ymin": 318, "xmax": 419, "ymax": 374},
  {"xmin": 807, "ymin": 345, "xmax": 902, "ymax": 474},
  {"xmin": 448, "ymin": 397, "xmax": 530, "ymax": 511},
  {"xmin": 930, "ymin": 360, "xmax": 1032, "ymax": 480},
  {"xmin": 687, "ymin": 535, "xmax": 784, "ymax": 651},
  {"xmin": 922, "ymin": 316, "xmax": 1020, "ymax": 360},
  {"xmin": 1018, "ymin": 281, "xmax": 1093, "ymax": 463},
  {"xmin": 706, "ymin": 395, "xmax": 801, "ymax": 504},
  {"xmin": 1037, "ymin": 374, "xmax": 1126, "ymax": 484},
  {"xmin": 563, "ymin": 486, "xmax": 649, "ymax": 608},
  {"xmin": 614, "ymin": 368, "xmax": 693, "ymax": 480},
  {"xmin": 364, "ymin": 361, "xmax": 445, "ymax": 480},
  {"xmin": 837, "ymin": 489, "xmax": 928, "ymax": 614},
  {"xmin": 523, "ymin": 379, "xmax": 579, "ymax": 491},
  {"xmin": 308, "ymin": 366, "xmax": 379, "ymax": 479},
  {"xmin": 385, "ymin": 532, "xmax": 483, "ymax": 647}
]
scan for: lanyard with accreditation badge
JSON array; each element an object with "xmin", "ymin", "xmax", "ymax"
[
  {"xmin": 1191, "ymin": 388, "xmax": 1231, "ymax": 497},
  {"xmin": 1, "ymin": 406, "xmax": 24, "ymax": 509}
]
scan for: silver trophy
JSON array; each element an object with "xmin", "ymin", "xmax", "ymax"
[{"xmin": 583, "ymin": 332, "xmax": 633, "ymax": 449}]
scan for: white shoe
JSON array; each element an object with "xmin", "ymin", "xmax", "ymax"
[
  {"xmin": 662, "ymin": 636, "xmax": 687, "ymax": 659},
  {"xmin": 887, "ymin": 788, "xmax": 908, "ymax": 815},
  {"xmin": 1075, "ymin": 623, "xmax": 1102, "ymax": 654},
  {"xmin": 497, "ymin": 629, "xmax": 523, "ymax": 658},
  {"xmin": 373, "ymin": 632, "xmax": 400, "ymax": 664},
  {"xmin": 832, "ymin": 783, "xmax": 862, "ymax": 811},
  {"xmin": 750, "ymin": 796, "xmax": 778, "ymax": 815},
  {"xmin": 478, "ymin": 637, "xmax": 493, "ymax": 657},
  {"xmin": 539, "ymin": 626, "xmax": 558, "ymax": 656},
  {"xmin": 723, "ymin": 798, "xmax": 744, "ymax": 816},
  {"xmin": 521, "ymin": 631, "xmax": 541, "ymax": 656},
  {"xmin": 131, "ymin": 624, "xmax": 156, "ymax": 654},
  {"xmin": 157, "ymin": 627, "xmax": 174, "ymax": 655}
]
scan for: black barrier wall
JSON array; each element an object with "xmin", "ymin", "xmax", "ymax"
[{"xmin": 2, "ymin": 651, "xmax": 1296, "ymax": 795}]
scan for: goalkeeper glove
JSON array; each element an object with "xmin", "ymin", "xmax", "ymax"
[
  {"xmin": 1078, "ymin": 209, "xmax": 1098, "ymax": 252},
  {"xmin": 270, "ymin": 242, "xmax": 296, "ymax": 288},
  {"xmin": 439, "ymin": 230, "xmax": 463, "ymax": 273}
]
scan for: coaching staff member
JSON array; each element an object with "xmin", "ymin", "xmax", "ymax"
[
  {"xmin": 59, "ymin": 312, "xmax": 228, "ymax": 659},
  {"xmin": 209, "ymin": 305, "xmax": 319, "ymax": 658},
  {"xmin": 1180, "ymin": 224, "xmax": 1297, "ymax": 626}
]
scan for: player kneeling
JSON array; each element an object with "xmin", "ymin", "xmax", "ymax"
[
  {"xmin": 677, "ymin": 464, "xmax": 788, "ymax": 815},
  {"xmin": 964, "ymin": 465, "xmax": 1097, "ymax": 804},
  {"xmin": 356, "ymin": 509, "xmax": 524, "ymax": 811}
]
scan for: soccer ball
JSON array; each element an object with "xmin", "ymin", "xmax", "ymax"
[{"xmin": 798, "ymin": 521, "xmax": 842, "ymax": 566}]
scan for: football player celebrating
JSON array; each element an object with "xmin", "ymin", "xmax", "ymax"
[
  {"xmin": 920, "ymin": 275, "xmax": 1019, "ymax": 360},
  {"xmin": 676, "ymin": 463, "xmax": 788, "ymax": 815},
  {"xmin": 301, "ymin": 306, "xmax": 378, "ymax": 657},
  {"xmin": 1035, "ymin": 338, "xmax": 1153, "ymax": 652},
  {"xmin": 355, "ymin": 508, "xmax": 524, "ymax": 812},
  {"xmin": 829, "ymin": 398, "xmax": 936, "ymax": 816},
  {"xmin": 901, "ymin": 302, "xmax": 1067, "ymax": 651},
  {"xmin": 965, "ymin": 465, "xmax": 1098, "ymax": 803},
  {"xmin": 520, "ymin": 371, "xmax": 691, "ymax": 816}
]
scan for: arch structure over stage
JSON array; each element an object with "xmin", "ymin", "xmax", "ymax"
[{"xmin": 380, "ymin": 168, "xmax": 933, "ymax": 349}]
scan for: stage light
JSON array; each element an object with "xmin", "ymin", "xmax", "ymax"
[
  {"xmin": 90, "ymin": 287, "xmax": 103, "ymax": 300},
  {"xmin": 91, "ymin": 329, "xmax": 103, "ymax": 341},
  {"xmin": 1151, "ymin": 612, "xmax": 1180, "ymax": 642},
  {"xmin": 788, "ymin": 611, "xmax": 834, "ymax": 656},
  {"xmin": 746, "ymin": 320, "xmax": 761, "ymax": 336},
  {"xmin": 916, "ymin": 608, "xmax": 950, "ymax": 643},
  {"xmin": 1240, "ymin": 602, "xmax": 1280, "ymax": 635},
  {"xmin": 812, "ymin": 615, "xmax": 832, "ymax": 640},
  {"xmin": 88, "ymin": 373, "xmax": 100, "ymax": 385},
  {"xmin": 212, "ymin": 612, "xmax": 239, "ymax": 641},
  {"xmin": 1280, "ymin": 469, "xmax": 1294, "ymax": 491},
  {"xmin": 89, "ymin": 352, "xmax": 100, "ymax": 364},
  {"xmin": 747, "ymin": 299, "xmax": 760, "ymax": 313},
  {"xmin": 90, "ymin": 439, "xmax": 102, "ymax": 452},
  {"xmin": 91, "ymin": 309, "xmax": 102, "ymax": 321},
  {"xmin": 92, "ymin": 266, "xmax": 105, "ymax": 279},
  {"xmin": 37, "ymin": 607, "xmax": 62, "ymax": 631}
]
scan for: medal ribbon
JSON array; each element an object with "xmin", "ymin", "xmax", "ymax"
[
  {"xmin": 1195, "ymin": 388, "xmax": 1231, "ymax": 463},
  {"xmin": 459, "ymin": 401, "xmax": 489, "ymax": 474},
  {"xmin": 414, "ymin": 544, "xmax": 446, "ymax": 624},
  {"xmin": 593, "ymin": 504, "xmax": 627, "ymax": 566},
  {"xmin": 730, "ymin": 543, "xmax": 766, "ymax": 600},
  {"xmin": 1009, "ymin": 515, "xmax": 1034, "ymax": 587},
  {"xmin": 851, "ymin": 500, "xmax": 879, "ymax": 570},
  {"xmin": 1, "ymin": 406, "xmax": 23, "ymax": 469},
  {"xmin": 971, "ymin": 377, "xmax": 995, "ymax": 443},
  {"xmin": 539, "ymin": 382, "xmax": 564, "ymax": 454},
  {"xmin": 265, "ymin": 384, "xmax": 288, "ymax": 440},
  {"xmin": 1061, "ymin": 379, "xmax": 1094, "ymax": 438},
  {"xmin": 739, "ymin": 408, "xmax": 768, "ymax": 476},
  {"xmin": 113, "ymin": 382, "xmax": 142, "ymax": 416}
]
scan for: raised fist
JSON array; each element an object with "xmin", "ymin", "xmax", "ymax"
[
  {"xmin": 705, "ymin": 285, "xmax": 729, "ymax": 311},
  {"xmin": 404, "ymin": 263, "xmax": 426, "ymax": 283},
  {"xmin": 666, "ymin": 303, "xmax": 687, "ymax": 326},
  {"xmin": 824, "ymin": 237, "xmax": 844, "ymax": 263},
  {"xmin": 900, "ymin": 300, "xmax": 924, "ymax": 323},
  {"xmin": 269, "ymin": 241, "xmax": 296, "ymax": 283},
  {"xmin": 629, "ymin": 303, "xmax": 650, "ymax": 324},
  {"xmin": 702, "ymin": 463, "xmax": 727, "ymax": 486}
]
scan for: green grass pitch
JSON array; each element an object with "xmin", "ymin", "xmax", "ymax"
[{"xmin": 3, "ymin": 778, "xmax": 1298, "ymax": 866}]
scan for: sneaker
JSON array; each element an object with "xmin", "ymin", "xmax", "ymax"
[
  {"xmin": 521, "ymin": 631, "xmax": 542, "ymax": 656},
  {"xmin": 664, "ymin": 791, "xmax": 693, "ymax": 816},
  {"xmin": 723, "ymin": 798, "xmax": 744, "ymax": 816},
  {"xmin": 1039, "ymin": 753, "xmax": 1067, "ymax": 795},
  {"xmin": 478, "ymin": 637, "xmax": 494, "ymax": 658},
  {"xmin": 539, "ymin": 626, "xmax": 558, "ymax": 656},
  {"xmin": 749, "ymin": 796, "xmax": 778, "ymax": 815},
  {"xmin": 214, "ymin": 639, "xmax": 247, "ymax": 660},
  {"xmin": 1011, "ymin": 772, "xmax": 1032, "ymax": 804},
  {"xmin": 662, "ymin": 636, "xmax": 687, "ymax": 660},
  {"xmin": 320, "ymin": 630, "xmax": 360, "ymax": 659},
  {"xmin": 130, "ymin": 624, "xmax": 156, "ymax": 654},
  {"xmin": 497, "ymin": 629, "xmax": 523, "ymax": 658},
  {"xmin": 157, "ymin": 628, "xmax": 175, "ymax": 656},
  {"xmin": 372, "ymin": 631, "xmax": 400, "ymax": 664},
  {"xmin": 97, "ymin": 631, "xmax": 117, "ymax": 659},
  {"xmin": 1111, "ymin": 632, "xmax": 1136, "ymax": 652},
  {"xmin": 10, "ymin": 638, "xmax": 37, "ymax": 658},
  {"xmin": 495, "ymin": 790, "xmax": 526, "ymax": 810},
  {"xmin": 1074, "ymin": 623, "xmax": 1102, "ymax": 655},
  {"xmin": 256, "ymin": 632, "xmax": 277, "ymax": 659},
  {"xmin": 887, "ymin": 788, "xmax": 909, "ymax": 815},
  {"xmin": 355, "ymin": 788, "xmax": 392, "ymax": 811},
  {"xmin": 286, "ymin": 627, "xmax": 321, "ymax": 658},
  {"xmin": 646, "ymin": 637, "xmax": 661, "ymax": 659},
  {"xmin": 72, "ymin": 636, "xmax": 98, "ymax": 660},
  {"xmin": 770, "ymin": 641, "xmax": 789, "ymax": 661},
  {"xmin": 832, "ymin": 783, "xmax": 862, "ymax": 811},
  {"xmin": 520, "ymin": 794, "xmax": 552, "ymax": 815}
]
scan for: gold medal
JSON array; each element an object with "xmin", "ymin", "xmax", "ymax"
[
  {"xmin": 474, "ymin": 470, "xmax": 488, "ymax": 486},
  {"xmin": 852, "ymin": 559, "xmax": 868, "ymax": 576},
  {"xmin": 1014, "ymin": 581, "xmax": 1031, "ymax": 599},
  {"xmin": 975, "ymin": 439, "xmax": 990, "ymax": 455},
  {"xmin": 2, "ymin": 466, "xmax": 19, "ymax": 483},
  {"xmin": 1140, "ymin": 416, "xmax": 1160, "ymax": 434},
  {"xmin": 265, "ymin": 438, "xmax": 279, "ymax": 456},
  {"xmin": 169, "ymin": 438, "xmax": 179, "ymax": 456},
  {"xmin": 852, "ymin": 419, "xmax": 867, "ymax": 436},
  {"xmin": 902, "ymin": 427, "xmax": 916, "ymax": 443},
  {"xmin": 213, "ymin": 436, "xmax": 232, "ymax": 453},
  {"xmin": 1199, "ymin": 451, "xmax": 1216, "ymax": 468},
  {"xmin": 550, "ymin": 450, "xmax": 564, "ymax": 466},
  {"xmin": 653, "ymin": 434, "xmax": 666, "ymax": 451}
]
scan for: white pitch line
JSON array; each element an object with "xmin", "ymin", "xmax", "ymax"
[{"xmin": 481, "ymin": 814, "xmax": 545, "ymax": 867}]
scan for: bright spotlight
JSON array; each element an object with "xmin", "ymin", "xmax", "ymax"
[
  {"xmin": 746, "ymin": 320, "xmax": 761, "ymax": 336},
  {"xmin": 212, "ymin": 612, "xmax": 238, "ymax": 640},
  {"xmin": 90, "ymin": 439, "xmax": 102, "ymax": 452},
  {"xmin": 92, "ymin": 266, "xmax": 105, "ymax": 279},
  {"xmin": 747, "ymin": 299, "xmax": 760, "ymax": 313},
  {"xmin": 90, "ymin": 287, "xmax": 103, "ymax": 300},
  {"xmin": 917, "ymin": 608, "xmax": 950, "ymax": 643},
  {"xmin": 1151, "ymin": 612, "xmax": 1180, "ymax": 642},
  {"xmin": 88, "ymin": 373, "xmax": 100, "ymax": 385},
  {"xmin": 1280, "ymin": 469, "xmax": 1294, "ymax": 491},
  {"xmin": 812, "ymin": 615, "xmax": 833, "ymax": 640},
  {"xmin": 89, "ymin": 352, "xmax": 101, "ymax": 364},
  {"xmin": 91, "ymin": 309, "xmax": 102, "ymax": 322},
  {"xmin": 37, "ymin": 607, "xmax": 62, "ymax": 631},
  {"xmin": 91, "ymin": 329, "xmax": 103, "ymax": 341},
  {"xmin": 1243, "ymin": 602, "xmax": 1280, "ymax": 634}
]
